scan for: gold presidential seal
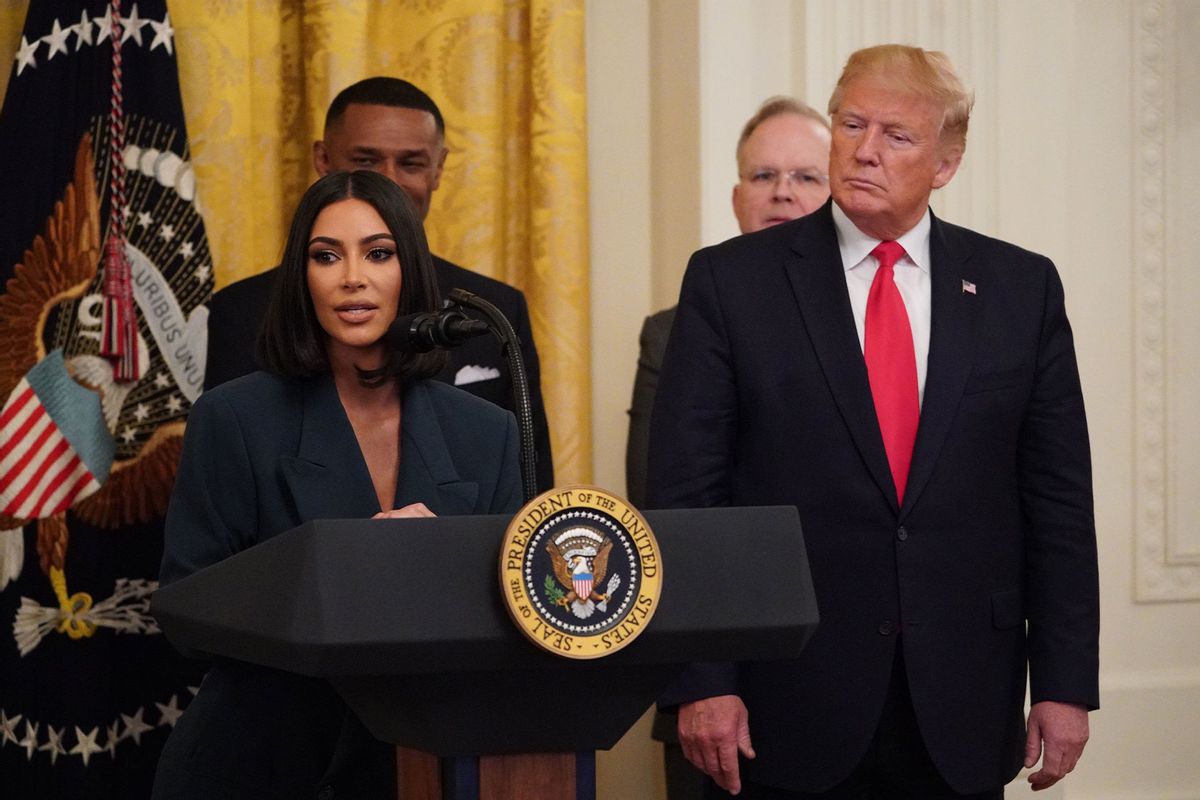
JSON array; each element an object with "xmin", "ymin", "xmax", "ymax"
[{"xmin": 500, "ymin": 486, "xmax": 661, "ymax": 659}]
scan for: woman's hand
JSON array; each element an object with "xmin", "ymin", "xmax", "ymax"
[{"xmin": 373, "ymin": 503, "xmax": 436, "ymax": 519}]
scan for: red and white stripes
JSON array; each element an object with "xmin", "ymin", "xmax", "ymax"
[{"xmin": 0, "ymin": 383, "xmax": 101, "ymax": 520}]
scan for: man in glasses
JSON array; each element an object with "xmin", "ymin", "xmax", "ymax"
[
  {"xmin": 627, "ymin": 97, "xmax": 830, "ymax": 509},
  {"xmin": 625, "ymin": 96, "xmax": 831, "ymax": 800},
  {"xmin": 731, "ymin": 98, "xmax": 832, "ymax": 235}
]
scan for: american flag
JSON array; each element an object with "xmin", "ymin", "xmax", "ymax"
[
  {"xmin": 0, "ymin": 351, "xmax": 113, "ymax": 519},
  {"xmin": 0, "ymin": 2, "xmax": 210, "ymax": 792},
  {"xmin": 962, "ymin": 279, "xmax": 977, "ymax": 295}
]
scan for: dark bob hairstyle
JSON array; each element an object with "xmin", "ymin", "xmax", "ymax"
[{"xmin": 257, "ymin": 170, "xmax": 446, "ymax": 384}]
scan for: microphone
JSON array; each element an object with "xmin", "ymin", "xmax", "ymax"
[{"xmin": 388, "ymin": 309, "xmax": 490, "ymax": 352}]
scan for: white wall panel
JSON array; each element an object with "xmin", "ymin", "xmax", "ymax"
[
  {"xmin": 698, "ymin": 0, "xmax": 795, "ymax": 247},
  {"xmin": 1135, "ymin": 0, "xmax": 1200, "ymax": 599}
]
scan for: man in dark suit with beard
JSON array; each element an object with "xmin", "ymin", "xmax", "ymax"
[
  {"xmin": 204, "ymin": 77, "xmax": 553, "ymax": 490},
  {"xmin": 648, "ymin": 45, "xmax": 1098, "ymax": 799}
]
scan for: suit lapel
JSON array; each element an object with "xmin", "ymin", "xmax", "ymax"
[
  {"xmin": 396, "ymin": 382, "xmax": 479, "ymax": 514},
  {"xmin": 280, "ymin": 377, "xmax": 380, "ymax": 520},
  {"xmin": 900, "ymin": 213, "xmax": 980, "ymax": 518},
  {"xmin": 783, "ymin": 205, "xmax": 899, "ymax": 508}
]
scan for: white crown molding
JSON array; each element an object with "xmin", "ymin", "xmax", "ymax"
[{"xmin": 1133, "ymin": 0, "xmax": 1200, "ymax": 602}]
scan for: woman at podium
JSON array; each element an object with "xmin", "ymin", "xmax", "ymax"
[{"xmin": 153, "ymin": 170, "xmax": 521, "ymax": 799}]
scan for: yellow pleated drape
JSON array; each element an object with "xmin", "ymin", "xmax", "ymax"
[{"xmin": 0, "ymin": 0, "xmax": 592, "ymax": 485}]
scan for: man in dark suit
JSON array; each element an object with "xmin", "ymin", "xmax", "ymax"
[
  {"xmin": 647, "ymin": 45, "xmax": 1098, "ymax": 799},
  {"xmin": 205, "ymin": 77, "xmax": 553, "ymax": 490}
]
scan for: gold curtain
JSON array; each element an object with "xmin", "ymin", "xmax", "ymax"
[{"xmin": 0, "ymin": 0, "xmax": 592, "ymax": 484}]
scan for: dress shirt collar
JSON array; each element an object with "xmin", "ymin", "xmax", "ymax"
[{"xmin": 831, "ymin": 202, "xmax": 932, "ymax": 274}]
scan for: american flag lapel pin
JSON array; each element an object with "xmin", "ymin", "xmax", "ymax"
[{"xmin": 961, "ymin": 279, "xmax": 977, "ymax": 295}]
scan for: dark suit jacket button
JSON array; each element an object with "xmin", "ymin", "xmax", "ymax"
[
  {"xmin": 897, "ymin": 526, "xmax": 908, "ymax": 541},
  {"xmin": 878, "ymin": 620, "xmax": 895, "ymax": 635},
  {"xmin": 317, "ymin": 785, "xmax": 334, "ymax": 800}
]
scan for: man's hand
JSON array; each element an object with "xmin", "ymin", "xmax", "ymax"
[
  {"xmin": 677, "ymin": 695, "xmax": 755, "ymax": 795},
  {"xmin": 373, "ymin": 503, "xmax": 436, "ymax": 519},
  {"xmin": 1025, "ymin": 700, "xmax": 1089, "ymax": 791}
]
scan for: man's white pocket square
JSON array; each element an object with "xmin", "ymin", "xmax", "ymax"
[{"xmin": 454, "ymin": 365, "xmax": 501, "ymax": 386}]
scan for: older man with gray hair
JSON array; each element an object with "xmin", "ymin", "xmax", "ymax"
[{"xmin": 649, "ymin": 45, "xmax": 1098, "ymax": 799}]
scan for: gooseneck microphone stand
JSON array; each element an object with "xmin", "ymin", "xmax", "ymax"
[
  {"xmin": 389, "ymin": 292, "xmax": 539, "ymax": 502},
  {"xmin": 444, "ymin": 288, "xmax": 539, "ymax": 503}
]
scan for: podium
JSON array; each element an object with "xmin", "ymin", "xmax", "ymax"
[{"xmin": 152, "ymin": 505, "xmax": 818, "ymax": 799}]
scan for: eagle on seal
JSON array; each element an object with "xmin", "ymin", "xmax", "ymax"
[{"xmin": 546, "ymin": 527, "xmax": 614, "ymax": 620}]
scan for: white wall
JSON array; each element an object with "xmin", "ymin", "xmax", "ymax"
[
  {"xmin": 697, "ymin": 0, "xmax": 796, "ymax": 247},
  {"xmin": 586, "ymin": 6, "xmax": 663, "ymax": 795},
  {"xmin": 586, "ymin": 1, "xmax": 1200, "ymax": 798}
]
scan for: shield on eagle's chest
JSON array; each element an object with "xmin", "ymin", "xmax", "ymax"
[{"xmin": 572, "ymin": 568, "xmax": 593, "ymax": 600}]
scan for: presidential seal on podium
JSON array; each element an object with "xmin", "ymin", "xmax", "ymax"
[{"xmin": 499, "ymin": 486, "xmax": 662, "ymax": 659}]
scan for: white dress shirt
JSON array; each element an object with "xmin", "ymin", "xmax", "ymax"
[{"xmin": 831, "ymin": 203, "xmax": 932, "ymax": 407}]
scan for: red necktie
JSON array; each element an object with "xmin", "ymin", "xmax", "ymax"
[{"xmin": 864, "ymin": 241, "xmax": 918, "ymax": 504}]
